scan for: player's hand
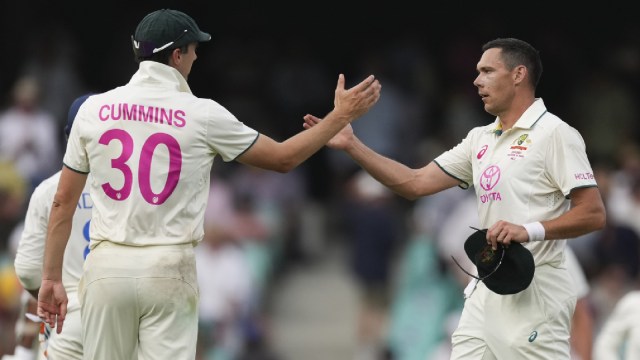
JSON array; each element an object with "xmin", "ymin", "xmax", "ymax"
[
  {"xmin": 332, "ymin": 74, "xmax": 381, "ymax": 121},
  {"xmin": 303, "ymin": 114, "xmax": 354, "ymax": 150},
  {"xmin": 486, "ymin": 221, "xmax": 530, "ymax": 250},
  {"xmin": 37, "ymin": 279, "xmax": 68, "ymax": 334}
]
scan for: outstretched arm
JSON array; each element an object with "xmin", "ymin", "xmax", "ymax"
[
  {"xmin": 237, "ymin": 74, "xmax": 381, "ymax": 172},
  {"xmin": 302, "ymin": 114, "xmax": 459, "ymax": 200}
]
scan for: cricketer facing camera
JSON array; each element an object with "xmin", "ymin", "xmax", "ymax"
[
  {"xmin": 304, "ymin": 37, "xmax": 606, "ymax": 359},
  {"xmin": 37, "ymin": 8, "xmax": 380, "ymax": 360}
]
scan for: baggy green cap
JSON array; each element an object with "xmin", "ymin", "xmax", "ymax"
[
  {"xmin": 132, "ymin": 9, "xmax": 211, "ymax": 58},
  {"xmin": 464, "ymin": 228, "xmax": 535, "ymax": 295}
]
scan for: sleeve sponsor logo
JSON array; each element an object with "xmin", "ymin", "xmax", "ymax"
[{"xmin": 574, "ymin": 173, "xmax": 594, "ymax": 180}]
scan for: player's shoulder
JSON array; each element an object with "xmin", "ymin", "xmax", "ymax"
[
  {"xmin": 185, "ymin": 93, "xmax": 227, "ymax": 110},
  {"xmin": 32, "ymin": 171, "xmax": 62, "ymax": 196},
  {"xmin": 70, "ymin": 91, "xmax": 107, "ymax": 120},
  {"xmin": 527, "ymin": 100, "xmax": 573, "ymax": 132},
  {"xmin": 543, "ymin": 113, "xmax": 585, "ymax": 143},
  {"xmin": 619, "ymin": 290, "xmax": 640, "ymax": 305},
  {"xmin": 465, "ymin": 122, "xmax": 495, "ymax": 140}
]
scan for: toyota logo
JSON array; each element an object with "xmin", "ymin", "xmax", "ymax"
[{"xmin": 479, "ymin": 165, "xmax": 501, "ymax": 191}]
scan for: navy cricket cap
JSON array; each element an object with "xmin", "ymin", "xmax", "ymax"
[
  {"xmin": 132, "ymin": 9, "xmax": 211, "ymax": 58},
  {"xmin": 65, "ymin": 93, "xmax": 93, "ymax": 141}
]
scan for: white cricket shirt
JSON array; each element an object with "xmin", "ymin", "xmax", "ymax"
[
  {"xmin": 14, "ymin": 171, "xmax": 93, "ymax": 296},
  {"xmin": 594, "ymin": 291, "xmax": 640, "ymax": 359},
  {"xmin": 434, "ymin": 99, "xmax": 597, "ymax": 266},
  {"xmin": 63, "ymin": 61, "xmax": 259, "ymax": 247}
]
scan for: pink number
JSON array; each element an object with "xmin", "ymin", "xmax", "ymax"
[
  {"xmin": 99, "ymin": 130, "xmax": 182, "ymax": 205},
  {"xmin": 99, "ymin": 129, "xmax": 133, "ymax": 201},
  {"xmin": 139, "ymin": 133, "xmax": 182, "ymax": 205}
]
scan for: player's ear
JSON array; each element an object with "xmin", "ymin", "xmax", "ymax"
[
  {"xmin": 169, "ymin": 48, "xmax": 182, "ymax": 66},
  {"xmin": 513, "ymin": 65, "xmax": 527, "ymax": 85}
]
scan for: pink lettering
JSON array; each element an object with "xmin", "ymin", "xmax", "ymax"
[
  {"xmin": 139, "ymin": 106, "xmax": 154, "ymax": 122},
  {"xmin": 174, "ymin": 110, "xmax": 186, "ymax": 128},
  {"xmin": 99, "ymin": 105, "xmax": 110, "ymax": 121},
  {"xmin": 159, "ymin": 108, "xmax": 171, "ymax": 125},
  {"xmin": 480, "ymin": 192, "xmax": 502, "ymax": 203},
  {"xmin": 123, "ymin": 103, "xmax": 136, "ymax": 120},
  {"xmin": 95, "ymin": 103, "xmax": 187, "ymax": 128}
]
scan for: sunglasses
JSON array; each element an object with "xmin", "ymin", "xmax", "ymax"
[{"xmin": 451, "ymin": 226, "xmax": 506, "ymax": 281}]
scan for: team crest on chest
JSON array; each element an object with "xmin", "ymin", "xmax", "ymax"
[{"xmin": 507, "ymin": 133, "xmax": 532, "ymax": 160}]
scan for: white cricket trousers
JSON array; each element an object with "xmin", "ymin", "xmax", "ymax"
[
  {"xmin": 46, "ymin": 294, "xmax": 82, "ymax": 359},
  {"xmin": 450, "ymin": 263, "xmax": 576, "ymax": 360},
  {"xmin": 79, "ymin": 241, "xmax": 199, "ymax": 360}
]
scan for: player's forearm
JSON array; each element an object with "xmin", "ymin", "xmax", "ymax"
[
  {"xmin": 42, "ymin": 205, "xmax": 74, "ymax": 281},
  {"xmin": 344, "ymin": 137, "xmax": 421, "ymax": 200},
  {"xmin": 275, "ymin": 110, "xmax": 353, "ymax": 171},
  {"xmin": 542, "ymin": 190, "xmax": 606, "ymax": 240}
]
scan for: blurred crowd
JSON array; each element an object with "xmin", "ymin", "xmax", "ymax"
[{"xmin": 1, "ymin": 7, "xmax": 640, "ymax": 360}]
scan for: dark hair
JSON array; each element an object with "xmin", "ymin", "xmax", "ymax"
[
  {"xmin": 134, "ymin": 44, "xmax": 190, "ymax": 64},
  {"xmin": 482, "ymin": 38, "xmax": 543, "ymax": 89}
]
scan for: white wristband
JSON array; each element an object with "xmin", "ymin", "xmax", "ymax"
[{"xmin": 523, "ymin": 222, "xmax": 545, "ymax": 242}]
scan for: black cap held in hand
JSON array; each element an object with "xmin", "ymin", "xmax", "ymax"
[
  {"xmin": 464, "ymin": 228, "xmax": 535, "ymax": 295},
  {"xmin": 132, "ymin": 9, "xmax": 211, "ymax": 58}
]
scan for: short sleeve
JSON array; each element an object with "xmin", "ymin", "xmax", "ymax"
[
  {"xmin": 434, "ymin": 129, "xmax": 476, "ymax": 188},
  {"xmin": 205, "ymin": 102, "xmax": 259, "ymax": 162},
  {"xmin": 545, "ymin": 123, "xmax": 596, "ymax": 197},
  {"xmin": 14, "ymin": 179, "xmax": 54, "ymax": 290},
  {"xmin": 62, "ymin": 106, "xmax": 90, "ymax": 173}
]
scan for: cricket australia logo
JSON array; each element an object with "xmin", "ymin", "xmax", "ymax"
[
  {"xmin": 479, "ymin": 246, "xmax": 497, "ymax": 264},
  {"xmin": 516, "ymin": 134, "xmax": 529, "ymax": 146},
  {"xmin": 508, "ymin": 134, "xmax": 531, "ymax": 159}
]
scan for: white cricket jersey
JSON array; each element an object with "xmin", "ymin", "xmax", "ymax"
[
  {"xmin": 63, "ymin": 61, "xmax": 259, "ymax": 248},
  {"xmin": 434, "ymin": 98, "xmax": 597, "ymax": 266},
  {"xmin": 594, "ymin": 291, "xmax": 640, "ymax": 359},
  {"xmin": 14, "ymin": 171, "xmax": 93, "ymax": 295}
]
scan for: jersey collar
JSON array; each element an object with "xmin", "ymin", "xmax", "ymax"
[
  {"xmin": 129, "ymin": 61, "xmax": 193, "ymax": 94},
  {"xmin": 513, "ymin": 98, "xmax": 547, "ymax": 130},
  {"xmin": 488, "ymin": 98, "xmax": 547, "ymax": 135}
]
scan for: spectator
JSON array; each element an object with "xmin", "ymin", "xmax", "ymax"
[{"xmin": 0, "ymin": 75, "xmax": 60, "ymax": 193}]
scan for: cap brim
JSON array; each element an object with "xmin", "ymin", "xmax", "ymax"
[{"xmin": 197, "ymin": 31, "xmax": 212, "ymax": 42}]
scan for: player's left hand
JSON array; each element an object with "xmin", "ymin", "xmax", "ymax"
[
  {"xmin": 486, "ymin": 221, "xmax": 529, "ymax": 250},
  {"xmin": 37, "ymin": 279, "xmax": 68, "ymax": 334}
]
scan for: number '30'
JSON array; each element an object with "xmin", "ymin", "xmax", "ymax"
[{"xmin": 99, "ymin": 129, "xmax": 182, "ymax": 205}]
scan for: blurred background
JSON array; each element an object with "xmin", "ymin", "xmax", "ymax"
[{"xmin": 1, "ymin": 2, "xmax": 639, "ymax": 359}]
